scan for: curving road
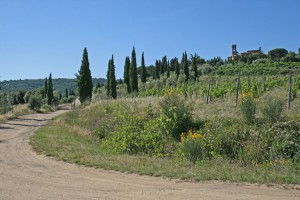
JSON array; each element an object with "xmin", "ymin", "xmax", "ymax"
[{"xmin": 0, "ymin": 110, "xmax": 299, "ymax": 200}]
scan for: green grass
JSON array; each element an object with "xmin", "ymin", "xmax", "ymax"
[{"xmin": 31, "ymin": 96, "xmax": 300, "ymax": 184}]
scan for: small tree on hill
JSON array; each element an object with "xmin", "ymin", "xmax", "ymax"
[
  {"xmin": 141, "ymin": 52, "xmax": 147, "ymax": 83},
  {"xmin": 191, "ymin": 54, "xmax": 198, "ymax": 80},
  {"xmin": 108, "ymin": 55, "xmax": 117, "ymax": 99},
  {"xmin": 155, "ymin": 60, "xmax": 160, "ymax": 79},
  {"xmin": 76, "ymin": 48, "xmax": 93, "ymax": 103},
  {"xmin": 268, "ymin": 48, "xmax": 288, "ymax": 62},
  {"xmin": 181, "ymin": 51, "xmax": 189, "ymax": 81},
  {"xmin": 47, "ymin": 73, "xmax": 53, "ymax": 105},
  {"xmin": 129, "ymin": 47, "xmax": 138, "ymax": 93},
  {"xmin": 124, "ymin": 56, "xmax": 130, "ymax": 93}
]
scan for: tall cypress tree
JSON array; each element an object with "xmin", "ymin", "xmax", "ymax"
[
  {"xmin": 124, "ymin": 56, "xmax": 130, "ymax": 93},
  {"xmin": 173, "ymin": 57, "xmax": 180, "ymax": 79},
  {"xmin": 76, "ymin": 48, "xmax": 93, "ymax": 103},
  {"xmin": 129, "ymin": 47, "xmax": 138, "ymax": 93},
  {"xmin": 44, "ymin": 77, "xmax": 48, "ymax": 99},
  {"xmin": 47, "ymin": 73, "xmax": 53, "ymax": 105},
  {"xmin": 166, "ymin": 60, "xmax": 170, "ymax": 77},
  {"xmin": 106, "ymin": 59, "xmax": 111, "ymax": 96},
  {"xmin": 65, "ymin": 88, "xmax": 69, "ymax": 98},
  {"xmin": 161, "ymin": 56, "xmax": 167, "ymax": 75},
  {"xmin": 191, "ymin": 54, "xmax": 198, "ymax": 80},
  {"xmin": 141, "ymin": 52, "xmax": 146, "ymax": 83},
  {"xmin": 155, "ymin": 60, "xmax": 160, "ymax": 79},
  {"xmin": 182, "ymin": 51, "xmax": 189, "ymax": 81},
  {"xmin": 109, "ymin": 55, "xmax": 117, "ymax": 99}
]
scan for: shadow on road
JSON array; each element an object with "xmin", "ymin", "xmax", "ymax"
[
  {"xmin": 0, "ymin": 126, "xmax": 14, "ymax": 130},
  {"xmin": 3, "ymin": 122, "xmax": 45, "ymax": 128}
]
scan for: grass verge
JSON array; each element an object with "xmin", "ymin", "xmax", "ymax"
[{"xmin": 31, "ymin": 112, "xmax": 300, "ymax": 185}]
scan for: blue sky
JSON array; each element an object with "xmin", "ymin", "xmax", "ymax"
[{"xmin": 1, "ymin": 0, "xmax": 300, "ymax": 80}]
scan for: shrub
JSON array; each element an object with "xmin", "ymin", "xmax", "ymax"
[
  {"xmin": 241, "ymin": 95, "xmax": 256, "ymax": 124},
  {"xmin": 180, "ymin": 130, "xmax": 205, "ymax": 164},
  {"xmin": 261, "ymin": 95, "xmax": 284, "ymax": 123},
  {"xmin": 41, "ymin": 104, "xmax": 54, "ymax": 112},
  {"xmin": 204, "ymin": 118, "xmax": 249, "ymax": 159},
  {"xmin": 268, "ymin": 120, "xmax": 300, "ymax": 161},
  {"xmin": 28, "ymin": 95, "xmax": 42, "ymax": 110},
  {"xmin": 159, "ymin": 93, "xmax": 193, "ymax": 141}
]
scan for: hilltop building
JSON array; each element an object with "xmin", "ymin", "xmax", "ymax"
[{"xmin": 228, "ymin": 44, "xmax": 261, "ymax": 61}]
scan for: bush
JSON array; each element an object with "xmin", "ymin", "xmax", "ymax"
[
  {"xmin": 180, "ymin": 130, "xmax": 205, "ymax": 164},
  {"xmin": 268, "ymin": 120, "xmax": 300, "ymax": 161},
  {"xmin": 28, "ymin": 95, "xmax": 42, "ymax": 110},
  {"xmin": 261, "ymin": 95, "xmax": 284, "ymax": 123},
  {"xmin": 241, "ymin": 95, "xmax": 256, "ymax": 124},
  {"xmin": 204, "ymin": 118, "xmax": 249, "ymax": 159},
  {"xmin": 159, "ymin": 93, "xmax": 193, "ymax": 141}
]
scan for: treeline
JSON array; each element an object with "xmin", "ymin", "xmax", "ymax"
[{"xmin": 0, "ymin": 78, "xmax": 105, "ymax": 94}]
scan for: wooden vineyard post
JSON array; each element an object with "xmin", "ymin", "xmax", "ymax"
[
  {"xmin": 235, "ymin": 74, "xmax": 240, "ymax": 107},
  {"xmin": 288, "ymin": 70, "xmax": 292, "ymax": 109},
  {"xmin": 206, "ymin": 79, "xmax": 212, "ymax": 104}
]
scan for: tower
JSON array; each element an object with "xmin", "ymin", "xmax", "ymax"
[{"xmin": 232, "ymin": 44, "xmax": 238, "ymax": 55}]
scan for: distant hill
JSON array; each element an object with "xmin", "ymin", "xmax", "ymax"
[{"xmin": 0, "ymin": 78, "xmax": 106, "ymax": 93}]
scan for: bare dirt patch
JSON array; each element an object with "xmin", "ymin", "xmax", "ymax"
[{"xmin": 0, "ymin": 110, "xmax": 299, "ymax": 200}]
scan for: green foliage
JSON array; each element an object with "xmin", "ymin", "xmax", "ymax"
[
  {"xmin": 204, "ymin": 118, "xmax": 248, "ymax": 159},
  {"xmin": 107, "ymin": 55, "xmax": 117, "ymax": 99},
  {"xmin": 124, "ymin": 57, "xmax": 130, "ymax": 93},
  {"xmin": 181, "ymin": 139, "xmax": 204, "ymax": 164},
  {"xmin": 181, "ymin": 51, "xmax": 189, "ymax": 81},
  {"xmin": 159, "ymin": 93, "xmax": 193, "ymax": 141},
  {"xmin": 28, "ymin": 95, "xmax": 42, "ymax": 110},
  {"xmin": 0, "ymin": 93, "xmax": 10, "ymax": 114},
  {"xmin": 241, "ymin": 96, "xmax": 256, "ymax": 124},
  {"xmin": 76, "ymin": 48, "xmax": 93, "ymax": 103},
  {"xmin": 47, "ymin": 73, "xmax": 53, "ymax": 105},
  {"xmin": 191, "ymin": 53, "xmax": 198, "ymax": 80},
  {"xmin": 268, "ymin": 48, "xmax": 288, "ymax": 62},
  {"xmin": 268, "ymin": 120, "xmax": 300, "ymax": 161},
  {"xmin": 180, "ymin": 131, "xmax": 206, "ymax": 164},
  {"xmin": 141, "ymin": 52, "xmax": 147, "ymax": 83},
  {"xmin": 261, "ymin": 95, "xmax": 284, "ymax": 123},
  {"xmin": 129, "ymin": 47, "xmax": 138, "ymax": 93}
]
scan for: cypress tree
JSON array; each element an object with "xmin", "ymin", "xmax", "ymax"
[
  {"xmin": 109, "ymin": 55, "xmax": 117, "ymax": 99},
  {"xmin": 191, "ymin": 54, "xmax": 198, "ymax": 80},
  {"xmin": 141, "ymin": 52, "xmax": 146, "ymax": 83},
  {"xmin": 129, "ymin": 47, "xmax": 138, "ymax": 93},
  {"xmin": 167, "ymin": 60, "xmax": 170, "ymax": 77},
  {"xmin": 76, "ymin": 48, "xmax": 93, "ymax": 103},
  {"xmin": 124, "ymin": 56, "xmax": 130, "ymax": 93},
  {"xmin": 65, "ymin": 88, "xmax": 69, "ymax": 98},
  {"xmin": 106, "ymin": 59, "xmax": 111, "ymax": 96},
  {"xmin": 155, "ymin": 60, "xmax": 160, "ymax": 79},
  {"xmin": 44, "ymin": 77, "xmax": 48, "ymax": 99},
  {"xmin": 161, "ymin": 56, "xmax": 167, "ymax": 75},
  {"xmin": 182, "ymin": 51, "xmax": 189, "ymax": 81},
  {"xmin": 47, "ymin": 73, "xmax": 53, "ymax": 105},
  {"xmin": 174, "ymin": 57, "xmax": 180, "ymax": 79}
]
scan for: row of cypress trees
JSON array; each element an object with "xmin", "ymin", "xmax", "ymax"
[{"xmin": 76, "ymin": 47, "xmax": 199, "ymax": 103}]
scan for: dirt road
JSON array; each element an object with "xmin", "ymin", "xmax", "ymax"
[{"xmin": 0, "ymin": 110, "xmax": 299, "ymax": 200}]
